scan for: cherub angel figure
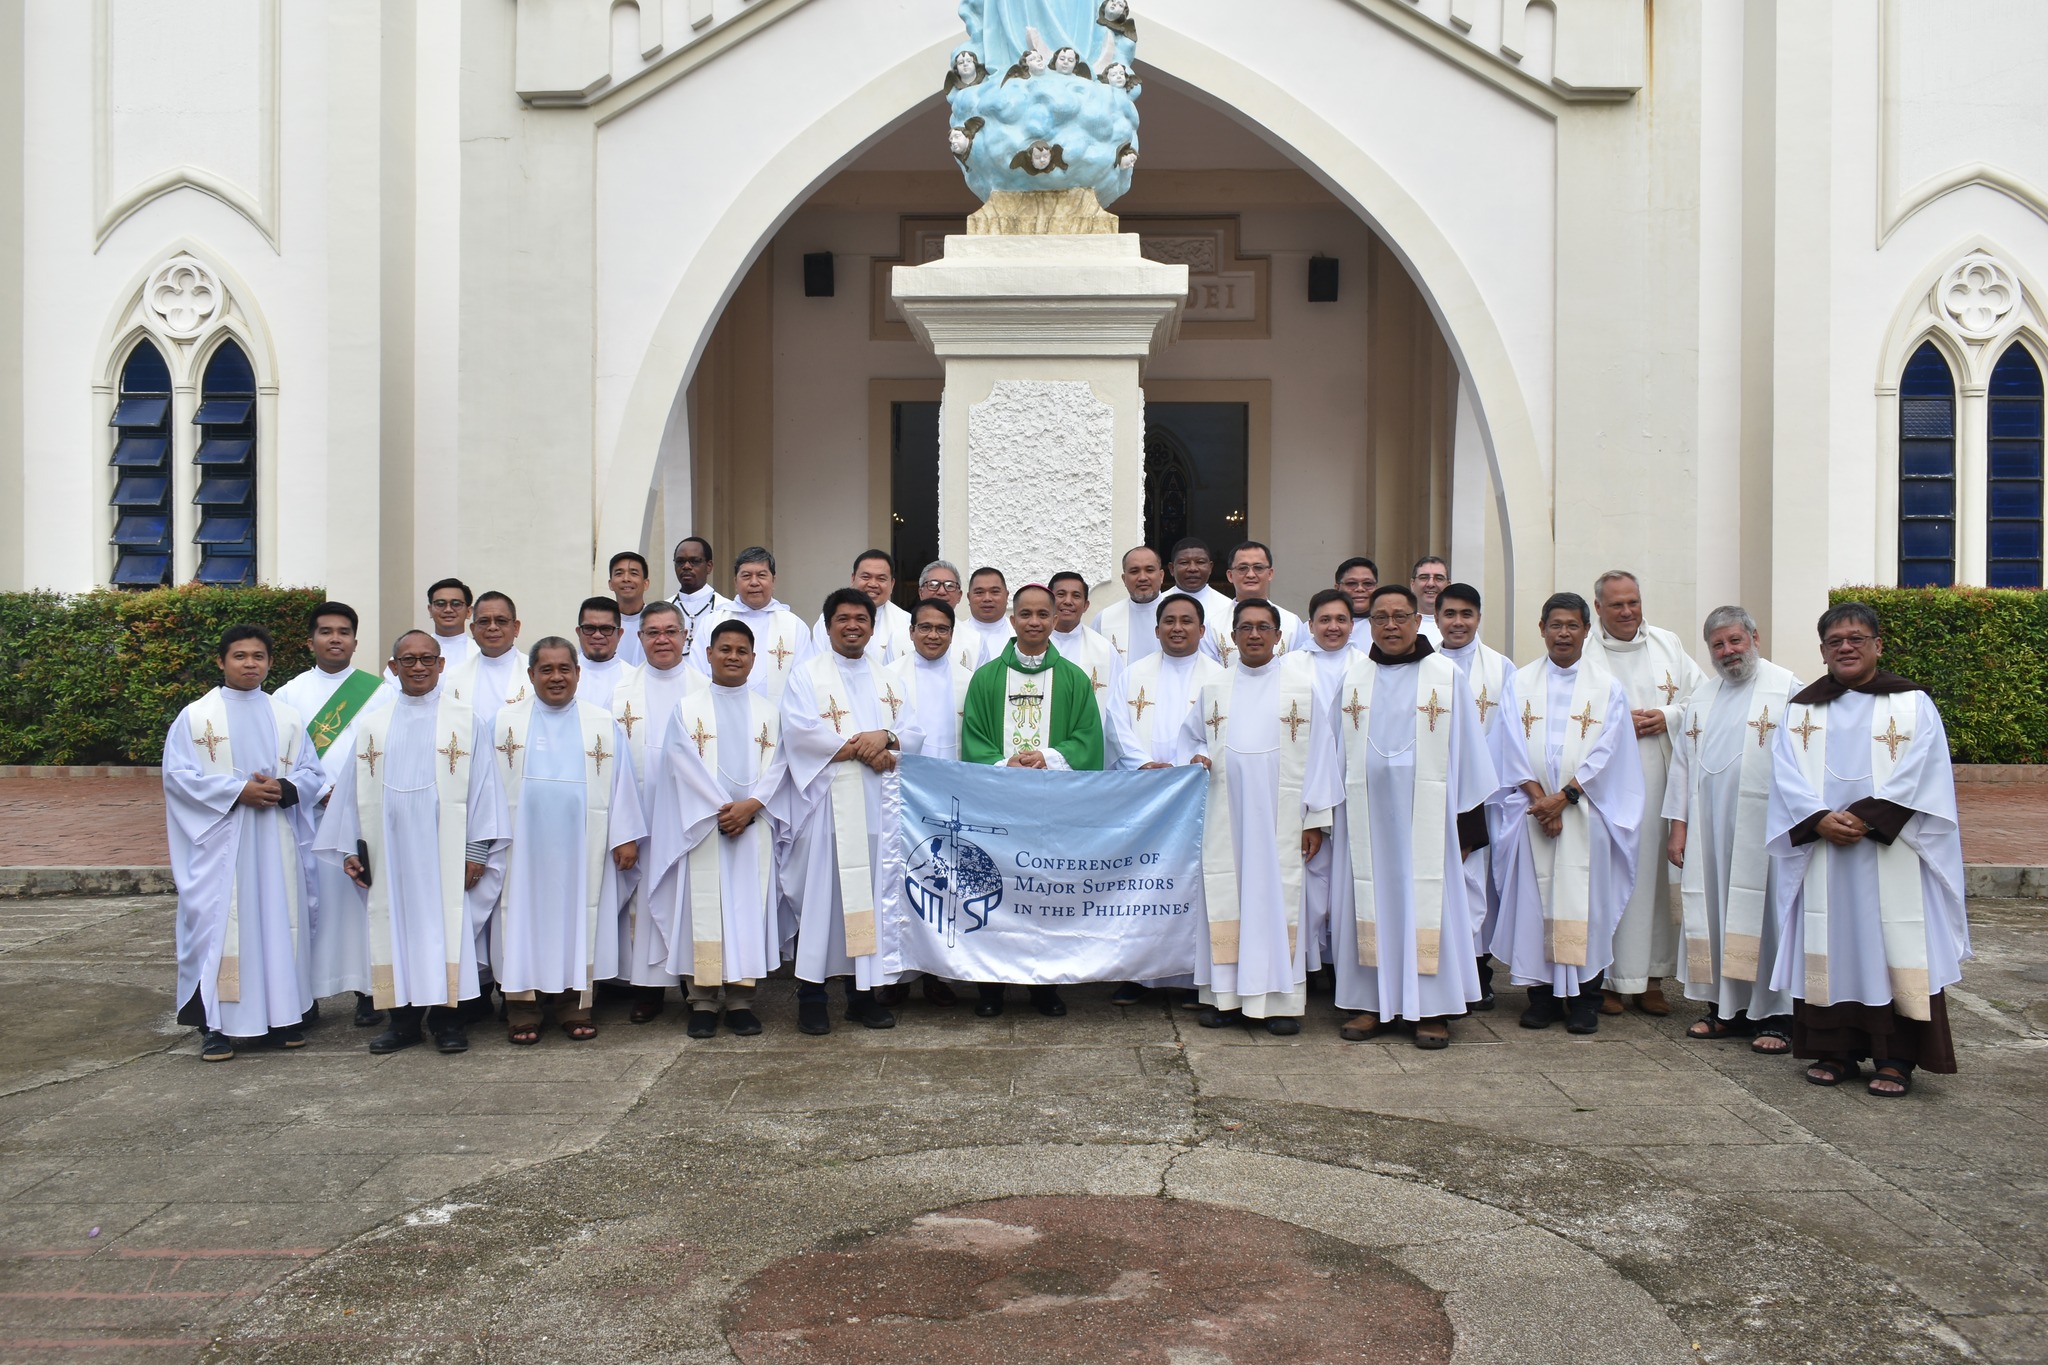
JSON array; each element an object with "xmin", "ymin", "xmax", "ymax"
[
  {"xmin": 1002, "ymin": 26, "xmax": 1054, "ymax": 83},
  {"xmin": 945, "ymin": 47, "xmax": 989, "ymax": 93},
  {"xmin": 948, "ymin": 116, "xmax": 985, "ymax": 165},
  {"xmin": 1009, "ymin": 140, "xmax": 1068, "ymax": 175},
  {"xmin": 1051, "ymin": 46, "xmax": 1090, "ymax": 77}
]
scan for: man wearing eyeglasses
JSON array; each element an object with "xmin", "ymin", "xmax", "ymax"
[
  {"xmin": 1764, "ymin": 602, "xmax": 1966, "ymax": 1099},
  {"xmin": 1224, "ymin": 543, "xmax": 1307, "ymax": 656},
  {"xmin": 1409, "ymin": 557, "xmax": 1450, "ymax": 645},
  {"xmin": 423, "ymin": 578, "xmax": 477, "ymax": 672},
  {"xmin": 669, "ymin": 536, "xmax": 731, "ymax": 659},
  {"xmin": 811, "ymin": 549, "xmax": 915, "ymax": 664},
  {"xmin": 700, "ymin": 546, "xmax": 811, "ymax": 703},
  {"xmin": 572, "ymin": 596, "xmax": 633, "ymax": 710}
]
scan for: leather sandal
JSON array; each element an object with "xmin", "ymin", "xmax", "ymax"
[{"xmin": 1338, "ymin": 1012, "xmax": 1384, "ymax": 1042}]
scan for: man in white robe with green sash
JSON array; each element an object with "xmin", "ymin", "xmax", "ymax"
[
  {"xmin": 1432, "ymin": 582, "xmax": 1517, "ymax": 1009},
  {"xmin": 274, "ymin": 600, "xmax": 391, "ymax": 1027},
  {"xmin": 444, "ymin": 591, "xmax": 529, "ymax": 730},
  {"xmin": 1329, "ymin": 585, "xmax": 1499, "ymax": 1047},
  {"xmin": 1584, "ymin": 570, "xmax": 1706, "ymax": 1016},
  {"xmin": 490, "ymin": 638, "xmax": 645, "ymax": 1045},
  {"xmin": 780, "ymin": 588, "xmax": 924, "ymax": 1035},
  {"xmin": 697, "ymin": 546, "xmax": 812, "ymax": 704},
  {"xmin": 648, "ymin": 618, "xmax": 789, "ymax": 1038},
  {"xmin": 1767, "ymin": 601, "xmax": 1968, "ymax": 1099},
  {"xmin": 165, "ymin": 626, "xmax": 330, "ymax": 1061},
  {"xmin": 314, "ymin": 631, "xmax": 507, "ymax": 1055},
  {"xmin": 1491, "ymin": 592, "xmax": 1644, "ymax": 1035},
  {"xmin": 1663, "ymin": 605, "xmax": 1799, "ymax": 1053},
  {"xmin": 605, "ymin": 601, "xmax": 708, "ymax": 1023},
  {"xmin": 1179, "ymin": 598, "xmax": 1343, "ymax": 1035}
]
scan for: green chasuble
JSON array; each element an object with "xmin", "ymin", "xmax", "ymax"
[{"xmin": 961, "ymin": 641, "xmax": 1106, "ymax": 771}]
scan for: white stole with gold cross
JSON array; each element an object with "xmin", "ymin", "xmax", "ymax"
[
  {"xmin": 493, "ymin": 697, "xmax": 617, "ymax": 1006},
  {"xmin": 801, "ymin": 650, "xmax": 903, "ymax": 959},
  {"xmin": 1338, "ymin": 653, "xmax": 1456, "ymax": 974},
  {"xmin": 1785, "ymin": 691, "xmax": 1933, "ymax": 1020},
  {"xmin": 352, "ymin": 691, "xmax": 475, "ymax": 1008},
  {"xmin": 673, "ymin": 687, "xmax": 780, "ymax": 983},
  {"xmin": 1196, "ymin": 654, "xmax": 1318, "ymax": 967},
  {"xmin": 1675, "ymin": 665, "xmax": 1794, "ymax": 989},
  {"xmin": 187, "ymin": 688, "xmax": 306, "ymax": 1003},
  {"xmin": 1511, "ymin": 658, "xmax": 1609, "ymax": 966}
]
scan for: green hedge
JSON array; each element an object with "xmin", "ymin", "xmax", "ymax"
[
  {"xmin": 1828, "ymin": 586, "xmax": 2048, "ymax": 764},
  {"xmin": 0, "ymin": 586, "xmax": 326, "ymax": 765}
]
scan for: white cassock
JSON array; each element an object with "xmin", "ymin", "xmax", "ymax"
[
  {"xmin": 777, "ymin": 651, "xmax": 924, "ymax": 987},
  {"xmin": 1328, "ymin": 649, "xmax": 1499, "ymax": 1020},
  {"xmin": 1198, "ymin": 596, "xmax": 1308, "ymax": 665},
  {"xmin": 672, "ymin": 583, "xmax": 733, "ymax": 662},
  {"xmin": 1436, "ymin": 637, "xmax": 1516, "ymax": 955},
  {"xmin": 1052, "ymin": 624, "xmax": 1122, "ymax": 752},
  {"xmin": 894, "ymin": 649, "xmax": 973, "ymax": 760},
  {"xmin": 647, "ymin": 682, "xmax": 789, "ymax": 986},
  {"xmin": 695, "ymin": 599, "xmax": 812, "ymax": 703},
  {"xmin": 313, "ymin": 691, "xmax": 508, "ymax": 1007},
  {"xmin": 1417, "ymin": 614, "xmax": 1444, "ymax": 646},
  {"xmin": 616, "ymin": 611, "xmax": 645, "ymax": 666},
  {"xmin": 605, "ymin": 660, "xmax": 708, "ymax": 987},
  {"xmin": 575, "ymin": 654, "xmax": 632, "ymax": 711},
  {"xmin": 1664, "ymin": 660, "xmax": 1800, "ymax": 1021},
  {"xmin": 1300, "ymin": 642, "xmax": 1363, "ymax": 973},
  {"xmin": 1585, "ymin": 623, "xmax": 1706, "ymax": 994},
  {"xmin": 272, "ymin": 664, "xmax": 394, "ymax": 1000},
  {"xmin": 1766, "ymin": 687, "xmax": 1969, "ymax": 1018},
  {"xmin": 957, "ymin": 614, "xmax": 1017, "ymax": 667},
  {"xmin": 1490, "ymin": 657, "xmax": 1644, "ymax": 996},
  {"xmin": 164, "ymin": 686, "xmax": 328, "ymax": 1035},
  {"xmin": 1091, "ymin": 596, "xmax": 1162, "ymax": 666},
  {"xmin": 1181, "ymin": 653, "xmax": 1343, "ymax": 1018},
  {"xmin": 1349, "ymin": 618, "xmax": 1374, "ymax": 651},
  {"xmin": 445, "ymin": 648, "xmax": 530, "ymax": 732},
  {"xmin": 813, "ymin": 599, "xmax": 914, "ymax": 665},
  {"xmin": 490, "ymin": 698, "xmax": 645, "ymax": 1001}
]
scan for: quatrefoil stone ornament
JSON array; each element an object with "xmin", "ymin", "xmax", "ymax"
[
  {"xmin": 144, "ymin": 256, "xmax": 223, "ymax": 338},
  {"xmin": 1938, "ymin": 254, "xmax": 2018, "ymax": 340}
]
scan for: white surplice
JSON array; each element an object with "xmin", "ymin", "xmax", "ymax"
[
  {"xmin": 575, "ymin": 654, "xmax": 631, "ymax": 711},
  {"xmin": 606, "ymin": 660, "xmax": 707, "ymax": 988},
  {"xmin": 445, "ymin": 647, "xmax": 529, "ymax": 731},
  {"xmin": 1052, "ymin": 623, "xmax": 1121, "ymax": 740},
  {"xmin": 164, "ymin": 686, "xmax": 328, "ymax": 1035},
  {"xmin": 694, "ymin": 599, "xmax": 812, "ymax": 703},
  {"xmin": 894, "ymin": 650, "xmax": 973, "ymax": 760}
]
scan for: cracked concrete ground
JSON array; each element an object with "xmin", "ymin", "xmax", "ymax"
[{"xmin": 0, "ymin": 895, "xmax": 2043, "ymax": 1363}]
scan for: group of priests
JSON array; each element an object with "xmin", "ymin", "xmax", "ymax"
[{"xmin": 161, "ymin": 535, "xmax": 1969, "ymax": 1099}]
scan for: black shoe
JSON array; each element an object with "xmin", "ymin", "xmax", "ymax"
[
  {"xmin": 1566, "ymin": 991, "xmax": 1601, "ymax": 1034},
  {"xmin": 369, "ymin": 1022, "xmax": 423, "ymax": 1054},
  {"xmin": 1518, "ymin": 985, "xmax": 1559, "ymax": 1030},
  {"xmin": 200, "ymin": 1030, "xmax": 235, "ymax": 1062},
  {"xmin": 301, "ymin": 1000, "xmax": 321, "ymax": 1025},
  {"xmin": 1472, "ymin": 957, "xmax": 1496, "ymax": 1011},
  {"xmin": 431, "ymin": 1020, "xmax": 469, "ymax": 1054},
  {"xmin": 1198, "ymin": 1006, "xmax": 1243, "ymax": 1029},
  {"xmin": 353, "ymin": 992, "xmax": 384, "ymax": 1028},
  {"xmin": 687, "ymin": 1010, "xmax": 720, "ymax": 1039},
  {"xmin": 267, "ymin": 1025, "xmax": 308, "ymax": 1049},
  {"xmin": 1029, "ymin": 986, "xmax": 1067, "ymax": 1018},
  {"xmin": 1264, "ymin": 1016, "xmax": 1301, "ymax": 1036},
  {"xmin": 797, "ymin": 995, "xmax": 831, "ymax": 1035},
  {"xmin": 1110, "ymin": 982, "xmax": 1146, "ymax": 1006},
  {"xmin": 974, "ymin": 985, "xmax": 1006, "ymax": 1018},
  {"xmin": 876, "ymin": 982, "xmax": 910, "ymax": 1007},
  {"xmin": 922, "ymin": 977, "xmax": 959, "ymax": 1006},
  {"xmin": 847, "ymin": 991, "xmax": 895, "ymax": 1030},
  {"xmin": 725, "ymin": 1008, "xmax": 763, "ymax": 1036}
]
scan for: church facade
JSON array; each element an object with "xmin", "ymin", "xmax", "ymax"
[{"xmin": 3, "ymin": 0, "xmax": 2044, "ymax": 668}]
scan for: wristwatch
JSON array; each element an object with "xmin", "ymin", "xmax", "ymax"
[
  {"xmin": 884, "ymin": 729, "xmax": 899, "ymax": 751},
  {"xmin": 1563, "ymin": 786, "xmax": 1582, "ymax": 806}
]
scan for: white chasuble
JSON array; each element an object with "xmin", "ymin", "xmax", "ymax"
[
  {"xmin": 165, "ymin": 687, "xmax": 326, "ymax": 1034},
  {"xmin": 316, "ymin": 692, "xmax": 506, "ymax": 1008},
  {"xmin": 1091, "ymin": 596, "xmax": 1161, "ymax": 665},
  {"xmin": 444, "ymin": 649, "xmax": 530, "ymax": 730},
  {"xmin": 1664, "ymin": 661, "xmax": 1797, "ymax": 1015},
  {"xmin": 607, "ymin": 661, "xmax": 708, "ymax": 987},
  {"xmin": 490, "ymin": 698, "xmax": 644, "ymax": 1004},
  {"xmin": 777, "ymin": 651, "xmax": 924, "ymax": 987},
  {"xmin": 1766, "ymin": 689, "xmax": 1968, "ymax": 1020},
  {"xmin": 1488, "ymin": 658, "xmax": 1643, "ymax": 995},
  {"xmin": 645, "ymin": 684, "xmax": 787, "ymax": 985},
  {"xmin": 1108, "ymin": 651, "xmax": 1221, "ymax": 769},
  {"xmin": 892, "ymin": 651, "xmax": 973, "ymax": 761},
  {"xmin": 1180, "ymin": 653, "xmax": 1341, "ymax": 1017}
]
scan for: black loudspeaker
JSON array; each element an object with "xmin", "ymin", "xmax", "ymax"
[
  {"xmin": 1307, "ymin": 256, "xmax": 1340, "ymax": 303},
  {"xmin": 803, "ymin": 252, "xmax": 835, "ymax": 298}
]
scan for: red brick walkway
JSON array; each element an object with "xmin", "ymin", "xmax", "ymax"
[{"xmin": 0, "ymin": 773, "xmax": 2041, "ymax": 869}]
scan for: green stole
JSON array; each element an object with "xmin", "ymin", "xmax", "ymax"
[
  {"xmin": 307, "ymin": 668, "xmax": 385, "ymax": 756},
  {"xmin": 960, "ymin": 641, "xmax": 1107, "ymax": 771}
]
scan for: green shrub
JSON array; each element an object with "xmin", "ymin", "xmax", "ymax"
[
  {"xmin": 1827, "ymin": 586, "xmax": 2048, "ymax": 764},
  {"xmin": 0, "ymin": 586, "xmax": 326, "ymax": 765}
]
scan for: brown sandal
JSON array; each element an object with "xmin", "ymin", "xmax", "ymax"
[
  {"xmin": 508, "ymin": 1026, "xmax": 541, "ymax": 1046},
  {"xmin": 1412, "ymin": 1020, "xmax": 1450, "ymax": 1050},
  {"xmin": 563, "ymin": 1021, "xmax": 598, "ymax": 1041},
  {"xmin": 1338, "ymin": 1012, "xmax": 1385, "ymax": 1042}
]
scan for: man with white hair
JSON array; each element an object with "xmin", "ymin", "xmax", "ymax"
[
  {"xmin": 1584, "ymin": 569, "xmax": 1705, "ymax": 1017},
  {"xmin": 1663, "ymin": 607, "xmax": 1800, "ymax": 1054}
]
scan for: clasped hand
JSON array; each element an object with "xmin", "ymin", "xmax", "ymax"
[
  {"xmin": 717, "ymin": 798, "xmax": 764, "ymax": 837},
  {"xmin": 1006, "ymin": 749, "xmax": 1049, "ymax": 769},
  {"xmin": 1816, "ymin": 810, "xmax": 1869, "ymax": 846},
  {"xmin": 835, "ymin": 730, "xmax": 896, "ymax": 772},
  {"xmin": 1632, "ymin": 708, "xmax": 1667, "ymax": 739},
  {"xmin": 236, "ymin": 774, "xmax": 285, "ymax": 808}
]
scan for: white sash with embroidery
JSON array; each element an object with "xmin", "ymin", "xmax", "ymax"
[
  {"xmin": 675, "ymin": 689, "xmax": 779, "ymax": 983},
  {"xmin": 494, "ymin": 697, "xmax": 616, "ymax": 1006},
  {"xmin": 1511, "ymin": 659, "xmax": 1607, "ymax": 966},
  {"xmin": 1338, "ymin": 653, "xmax": 1455, "ymax": 974},
  {"xmin": 1676, "ymin": 667, "xmax": 1794, "ymax": 988},
  {"xmin": 803, "ymin": 651, "xmax": 902, "ymax": 959},
  {"xmin": 1197, "ymin": 656, "xmax": 1317, "ymax": 966},
  {"xmin": 189, "ymin": 688, "xmax": 306, "ymax": 1003},
  {"xmin": 1786, "ymin": 691, "xmax": 1932, "ymax": 1020},
  {"xmin": 1466, "ymin": 646, "xmax": 1509, "ymax": 740},
  {"xmin": 354, "ymin": 692, "xmax": 474, "ymax": 1007},
  {"xmin": 444, "ymin": 652, "xmax": 529, "ymax": 710}
]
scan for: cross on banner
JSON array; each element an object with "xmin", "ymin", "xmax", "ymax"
[{"xmin": 920, "ymin": 798, "xmax": 1010, "ymax": 948}]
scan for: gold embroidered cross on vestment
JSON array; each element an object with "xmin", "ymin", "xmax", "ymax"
[
  {"xmin": 495, "ymin": 727, "xmax": 523, "ymax": 769},
  {"xmin": 1206, "ymin": 700, "xmax": 1227, "ymax": 742},
  {"xmin": 1748, "ymin": 705, "xmax": 1777, "ymax": 749},
  {"xmin": 1474, "ymin": 684, "xmax": 1498, "ymax": 726},
  {"xmin": 437, "ymin": 730, "xmax": 469, "ymax": 773},
  {"xmin": 1342, "ymin": 688, "xmax": 1366, "ymax": 731},
  {"xmin": 1788, "ymin": 713, "xmax": 1822, "ymax": 751},
  {"xmin": 587, "ymin": 735, "xmax": 612, "ymax": 776},
  {"xmin": 1129, "ymin": 687, "xmax": 1153, "ymax": 722},
  {"xmin": 1877, "ymin": 715, "xmax": 1912, "ymax": 762},
  {"xmin": 197, "ymin": 719, "xmax": 225, "ymax": 763},
  {"xmin": 755, "ymin": 723, "xmax": 774, "ymax": 762},
  {"xmin": 819, "ymin": 695, "xmax": 850, "ymax": 734},
  {"xmin": 616, "ymin": 702, "xmax": 639, "ymax": 740},
  {"xmin": 1520, "ymin": 700, "xmax": 1541, "ymax": 740},
  {"xmin": 357, "ymin": 735, "xmax": 383, "ymax": 777},
  {"xmin": 1571, "ymin": 703, "xmax": 1601, "ymax": 740},
  {"xmin": 1418, "ymin": 689, "xmax": 1448, "ymax": 732},
  {"xmin": 882, "ymin": 684, "xmax": 904, "ymax": 723},
  {"xmin": 1658, "ymin": 671, "xmax": 1680, "ymax": 705},
  {"xmin": 1281, "ymin": 700, "xmax": 1308, "ymax": 743},
  {"xmin": 689, "ymin": 717, "xmax": 714, "ymax": 758}
]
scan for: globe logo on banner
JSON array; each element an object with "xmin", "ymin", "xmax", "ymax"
[{"xmin": 904, "ymin": 798, "xmax": 1007, "ymax": 946}]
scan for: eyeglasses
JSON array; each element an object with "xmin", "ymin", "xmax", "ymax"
[
  {"xmin": 911, "ymin": 623, "xmax": 953, "ymax": 635},
  {"xmin": 919, "ymin": 580, "xmax": 961, "ymax": 592},
  {"xmin": 673, "ymin": 555, "xmax": 708, "ymax": 567},
  {"xmin": 1368, "ymin": 611, "xmax": 1417, "ymax": 626},
  {"xmin": 473, "ymin": 616, "xmax": 513, "ymax": 628},
  {"xmin": 1230, "ymin": 562, "xmax": 1272, "ymax": 575},
  {"xmin": 642, "ymin": 626, "xmax": 684, "ymax": 640},
  {"xmin": 1822, "ymin": 634, "xmax": 1877, "ymax": 649},
  {"xmin": 428, "ymin": 598, "xmax": 466, "ymax": 611},
  {"xmin": 577, "ymin": 624, "xmax": 619, "ymax": 636},
  {"xmin": 392, "ymin": 654, "xmax": 440, "ymax": 669},
  {"xmin": 1235, "ymin": 622, "xmax": 1280, "ymax": 635},
  {"xmin": 1412, "ymin": 573, "xmax": 1448, "ymax": 584}
]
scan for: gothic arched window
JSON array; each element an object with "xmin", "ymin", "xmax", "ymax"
[
  {"xmin": 193, "ymin": 340, "xmax": 257, "ymax": 585},
  {"xmin": 1897, "ymin": 342, "xmax": 1957, "ymax": 588},
  {"xmin": 109, "ymin": 341, "xmax": 173, "ymax": 587},
  {"xmin": 1986, "ymin": 344, "xmax": 2043, "ymax": 589}
]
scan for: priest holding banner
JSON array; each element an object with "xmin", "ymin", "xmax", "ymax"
[
  {"xmin": 315, "ymin": 631, "xmax": 507, "ymax": 1056},
  {"xmin": 1766, "ymin": 602, "xmax": 1968, "ymax": 1098}
]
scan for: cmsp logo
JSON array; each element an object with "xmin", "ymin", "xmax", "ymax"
[{"xmin": 905, "ymin": 798, "xmax": 1006, "ymax": 946}]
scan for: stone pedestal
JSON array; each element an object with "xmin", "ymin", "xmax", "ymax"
[{"xmin": 892, "ymin": 232, "xmax": 1187, "ymax": 600}]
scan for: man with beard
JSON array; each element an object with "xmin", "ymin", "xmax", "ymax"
[{"xmin": 572, "ymin": 597, "xmax": 633, "ymax": 711}]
